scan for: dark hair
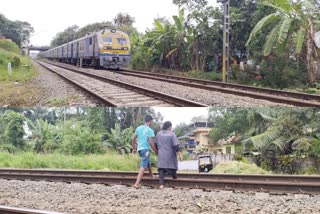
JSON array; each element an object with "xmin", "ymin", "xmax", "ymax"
[
  {"xmin": 144, "ymin": 114, "xmax": 153, "ymax": 122},
  {"xmin": 162, "ymin": 121, "xmax": 172, "ymax": 130}
]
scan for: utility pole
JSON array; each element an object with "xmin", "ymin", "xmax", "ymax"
[{"xmin": 218, "ymin": 0, "xmax": 230, "ymax": 83}]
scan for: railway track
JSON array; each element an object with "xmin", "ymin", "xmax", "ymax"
[
  {"xmin": 36, "ymin": 61, "xmax": 207, "ymax": 107},
  {"xmin": 1, "ymin": 169, "xmax": 319, "ymax": 194},
  {"xmin": 118, "ymin": 68, "xmax": 320, "ymax": 107},
  {"xmin": 0, "ymin": 205, "xmax": 63, "ymax": 214}
]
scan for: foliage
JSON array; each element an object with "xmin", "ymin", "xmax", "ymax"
[
  {"xmin": 0, "ymin": 40, "xmax": 36, "ymax": 82},
  {"xmin": 130, "ymin": 5, "xmax": 223, "ymax": 72},
  {"xmin": 51, "ymin": 13, "xmax": 137, "ymax": 47},
  {"xmin": 194, "ymin": 145, "xmax": 208, "ymax": 155},
  {"xmin": 59, "ymin": 120, "xmax": 105, "ymax": 155},
  {"xmin": 246, "ymin": 0, "xmax": 320, "ymax": 83},
  {"xmin": 0, "ymin": 13, "xmax": 34, "ymax": 47},
  {"xmin": 0, "ymin": 111, "xmax": 26, "ymax": 150},
  {"xmin": 211, "ymin": 161, "xmax": 269, "ymax": 174},
  {"xmin": 103, "ymin": 124, "xmax": 133, "ymax": 154},
  {"xmin": 256, "ymin": 56, "xmax": 308, "ymax": 89},
  {"xmin": 0, "ymin": 39, "xmax": 20, "ymax": 54},
  {"xmin": 208, "ymin": 107, "xmax": 320, "ymax": 174},
  {"xmin": 0, "ymin": 152, "xmax": 140, "ymax": 171},
  {"xmin": 0, "ymin": 107, "xmax": 164, "ymax": 156}
]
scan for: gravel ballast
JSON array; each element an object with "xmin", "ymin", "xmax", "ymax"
[
  {"xmin": 32, "ymin": 62, "xmax": 99, "ymax": 106},
  {"xmin": 77, "ymin": 65, "xmax": 290, "ymax": 107},
  {"xmin": 0, "ymin": 179, "xmax": 319, "ymax": 214}
]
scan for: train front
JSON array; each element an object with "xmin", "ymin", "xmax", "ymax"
[{"xmin": 98, "ymin": 30, "xmax": 131, "ymax": 69}]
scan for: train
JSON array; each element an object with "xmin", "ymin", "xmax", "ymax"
[{"xmin": 39, "ymin": 29, "xmax": 131, "ymax": 69}]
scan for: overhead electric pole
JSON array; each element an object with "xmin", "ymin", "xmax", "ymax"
[{"xmin": 218, "ymin": 0, "xmax": 230, "ymax": 83}]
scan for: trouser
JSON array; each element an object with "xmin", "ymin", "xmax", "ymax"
[{"xmin": 158, "ymin": 168, "xmax": 177, "ymax": 185}]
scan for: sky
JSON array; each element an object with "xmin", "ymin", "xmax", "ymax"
[
  {"xmin": 1, "ymin": 0, "xmax": 218, "ymax": 46},
  {"xmin": 153, "ymin": 107, "xmax": 209, "ymax": 127}
]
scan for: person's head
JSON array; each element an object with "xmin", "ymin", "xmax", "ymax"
[
  {"xmin": 162, "ymin": 121, "xmax": 172, "ymax": 131},
  {"xmin": 144, "ymin": 114, "xmax": 153, "ymax": 126}
]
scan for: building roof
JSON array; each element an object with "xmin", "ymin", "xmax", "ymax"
[
  {"xmin": 192, "ymin": 127, "xmax": 211, "ymax": 133},
  {"xmin": 188, "ymin": 122, "xmax": 214, "ymax": 128},
  {"xmin": 216, "ymin": 135, "xmax": 241, "ymax": 146}
]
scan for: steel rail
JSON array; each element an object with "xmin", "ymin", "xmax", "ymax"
[
  {"xmin": 0, "ymin": 206, "xmax": 64, "ymax": 214},
  {"xmin": 119, "ymin": 69, "xmax": 320, "ymax": 107},
  {"xmin": 36, "ymin": 61, "xmax": 118, "ymax": 106},
  {"xmin": 0, "ymin": 169, "xmax": 319, "ymax": 183},
  {"xmin": 1, "ymin": 169, "xmax": 320, "ymax": 194},
  {"xmin": 37, "ymin": 61, "xmax": 207, "ymax": 107}
]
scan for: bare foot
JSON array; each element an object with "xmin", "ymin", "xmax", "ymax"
[{"xmin": 133, "ymin": 184, "xmax": 141, "ymax": 189}]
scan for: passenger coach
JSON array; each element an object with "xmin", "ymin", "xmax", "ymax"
[{"xmin": 40, "ymin": 29, "xmax": 131, "ymax": 69}]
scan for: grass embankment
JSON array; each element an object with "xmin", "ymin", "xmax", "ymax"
[
  {"xmin": 0, "ymin": 40, "xmax": 40, "ymax": 106},
  {"xmin": 0, "ymin": 152, "xmax": 141, "ymax": 171},
  {"xmin": 211, "ymin": 161, "xmax": 270, "ymax": 175}
]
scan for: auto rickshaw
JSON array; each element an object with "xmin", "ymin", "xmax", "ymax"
[{"xmin": 198, "ymin": 155, "xmax": 213, "ymax": 173}]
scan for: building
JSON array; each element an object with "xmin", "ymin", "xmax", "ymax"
[
  {"xmin": 208, "ymin": 135, "xmax": 242, "ymax": 155},
  {"xmin": 189, "ymin": 127, "xmax": 211, "ymax": 146}
]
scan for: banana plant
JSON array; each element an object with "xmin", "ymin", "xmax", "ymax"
[{"xmin": 246, "ymin": 0, "xmax": 320, "ymax": 83}]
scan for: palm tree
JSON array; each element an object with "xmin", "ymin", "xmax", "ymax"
[
  {"xmin": 246, "ymin": 0, "xmax": 320, "ymax": 83},
  {"xmin": 242, "ymin": 108, "xmax": 320, "ymax": 154},
  {"xmin": 28, "ymin": 119, "xmax": 52, "ymax": 152}
]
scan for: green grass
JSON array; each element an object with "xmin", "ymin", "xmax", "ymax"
[
  {"xmin": 0, "ymin": 40, "xmax": 37, "ymax": 82},
  {"xmin": 47, "ymin": 96, "xmax": 80, "ymax": 106},
  {"xmin": 0, "ymin": 152, "xmax": 141, "ymax": 171},
  {"xmin": 211, "ymin": 161, "xmax": 270, "ymax": 175}
]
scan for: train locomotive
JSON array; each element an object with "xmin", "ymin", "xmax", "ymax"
[{"xmin": 40, "ymin": 29, "xmax": 131, "ymax": 69}]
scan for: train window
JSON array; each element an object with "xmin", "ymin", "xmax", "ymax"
[
  {"xmin": 117, "ymin": 38, "xmax": 127, "ymax": 45},
  {"xmin": 102, "ymin": 37, "xmax": 113, "ymax": 44},
  {"xmin": 89, "ymin": 38, "xmax": 93, "ymax": 45}
]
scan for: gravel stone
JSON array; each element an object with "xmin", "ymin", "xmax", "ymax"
[
  {"xmin": 0, "ymin": 179, "xmax": 319, "ymax": 214},
  {"xmin": 78, "ymin": 67, "xmax": 290, "ymax": 107},
  {"xmin": 32, "ymin": 62, "xmax": 99, "ymax": 106}
]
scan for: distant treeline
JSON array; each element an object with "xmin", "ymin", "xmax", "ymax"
[{"xmin": 0, "ymin": 14, "xmax": 34, "ymax": 48}]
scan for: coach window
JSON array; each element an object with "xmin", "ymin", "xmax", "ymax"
[
  {"xmin": 117, "ymin": 38, "xmax": 127, "ymax": 45},
  {"xmin": 89, "ymin": 38, "xmax": 93, "ymax": 45},
  {"xmin": 103, "ymin": 37, "xmax": 113, "ymax": 45}
]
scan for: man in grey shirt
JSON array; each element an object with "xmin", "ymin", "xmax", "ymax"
[{"xmin": 155, "ymin": 121, "xmax": 183, "ymax": 189}]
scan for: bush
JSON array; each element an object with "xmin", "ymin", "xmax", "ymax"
[
  {"xmin": 188, "ymin": 70, "xmax": 222, "ymax": 81},
  {"xmin": 211, "ymin": 161, "xmax": 269, "ymax": 174},
  {"xmin": 258, "ymin": 57, "xmax": 307, "ymax": 89},
  {"xmin": 0, "ymin": 40, "xmax": 20, "ymax": 54},
  {"xmin": 12, "ymin": 56, "xmax": 21, "ymax": 67}
]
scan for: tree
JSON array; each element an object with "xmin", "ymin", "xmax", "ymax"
[
  {"xmin": 0, "ymin": 14, "xmax": 34, "ymax": 47},
  {"xmin": 28, "ymin": 119, "xmax": 55, "ymax": 153},
  {"xmin": 0, "ymin": 111, "xmax": 26, "ymax": 149},
  {"xmin": 51, "ymin": 25, "xmax": 79, "ymax": 47},
  {"xmin": 103, "ymin": 124, "xmax": 133, "ymax": 154},
  {"xmin": 173, "ymin": 0, "xmax": 208, "ymax": 11},
  {"xmin": 114, "ymin": 13, "xmax": 135, "ymax": 27},
  {"xmin": 246, "ymin": 0, "xmax": 320, "ymax": 83}
]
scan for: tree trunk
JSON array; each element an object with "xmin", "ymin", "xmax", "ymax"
[{"xmin": 306, "ymin": 33, "xmax": 317, "ymax": 83}]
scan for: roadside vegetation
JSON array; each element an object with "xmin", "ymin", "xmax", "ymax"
[
  {"xmin": 0, "ymin": 152, "xmax": 140, "ymax": 171},
  {"xmin": 1, "ymin": 107, "xmax": 320, "ymax": 175},
  {"xmin": 211, "ymin": 161, "xmax": 269, "ymax": 175},
  {"xmin": 0, "ymin": 107, "xmax": 162, "ymax": 170},
  {"xmin": 0, "ymin": 14, "xmax": 39, "ymax": 106},
  {"xmin": 0, "ymin": 40, "xmax": 36, "ymax": 82},
  {"xmin": 207, "ymin": 107, "xmax": 320, "ymax": 174}
]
